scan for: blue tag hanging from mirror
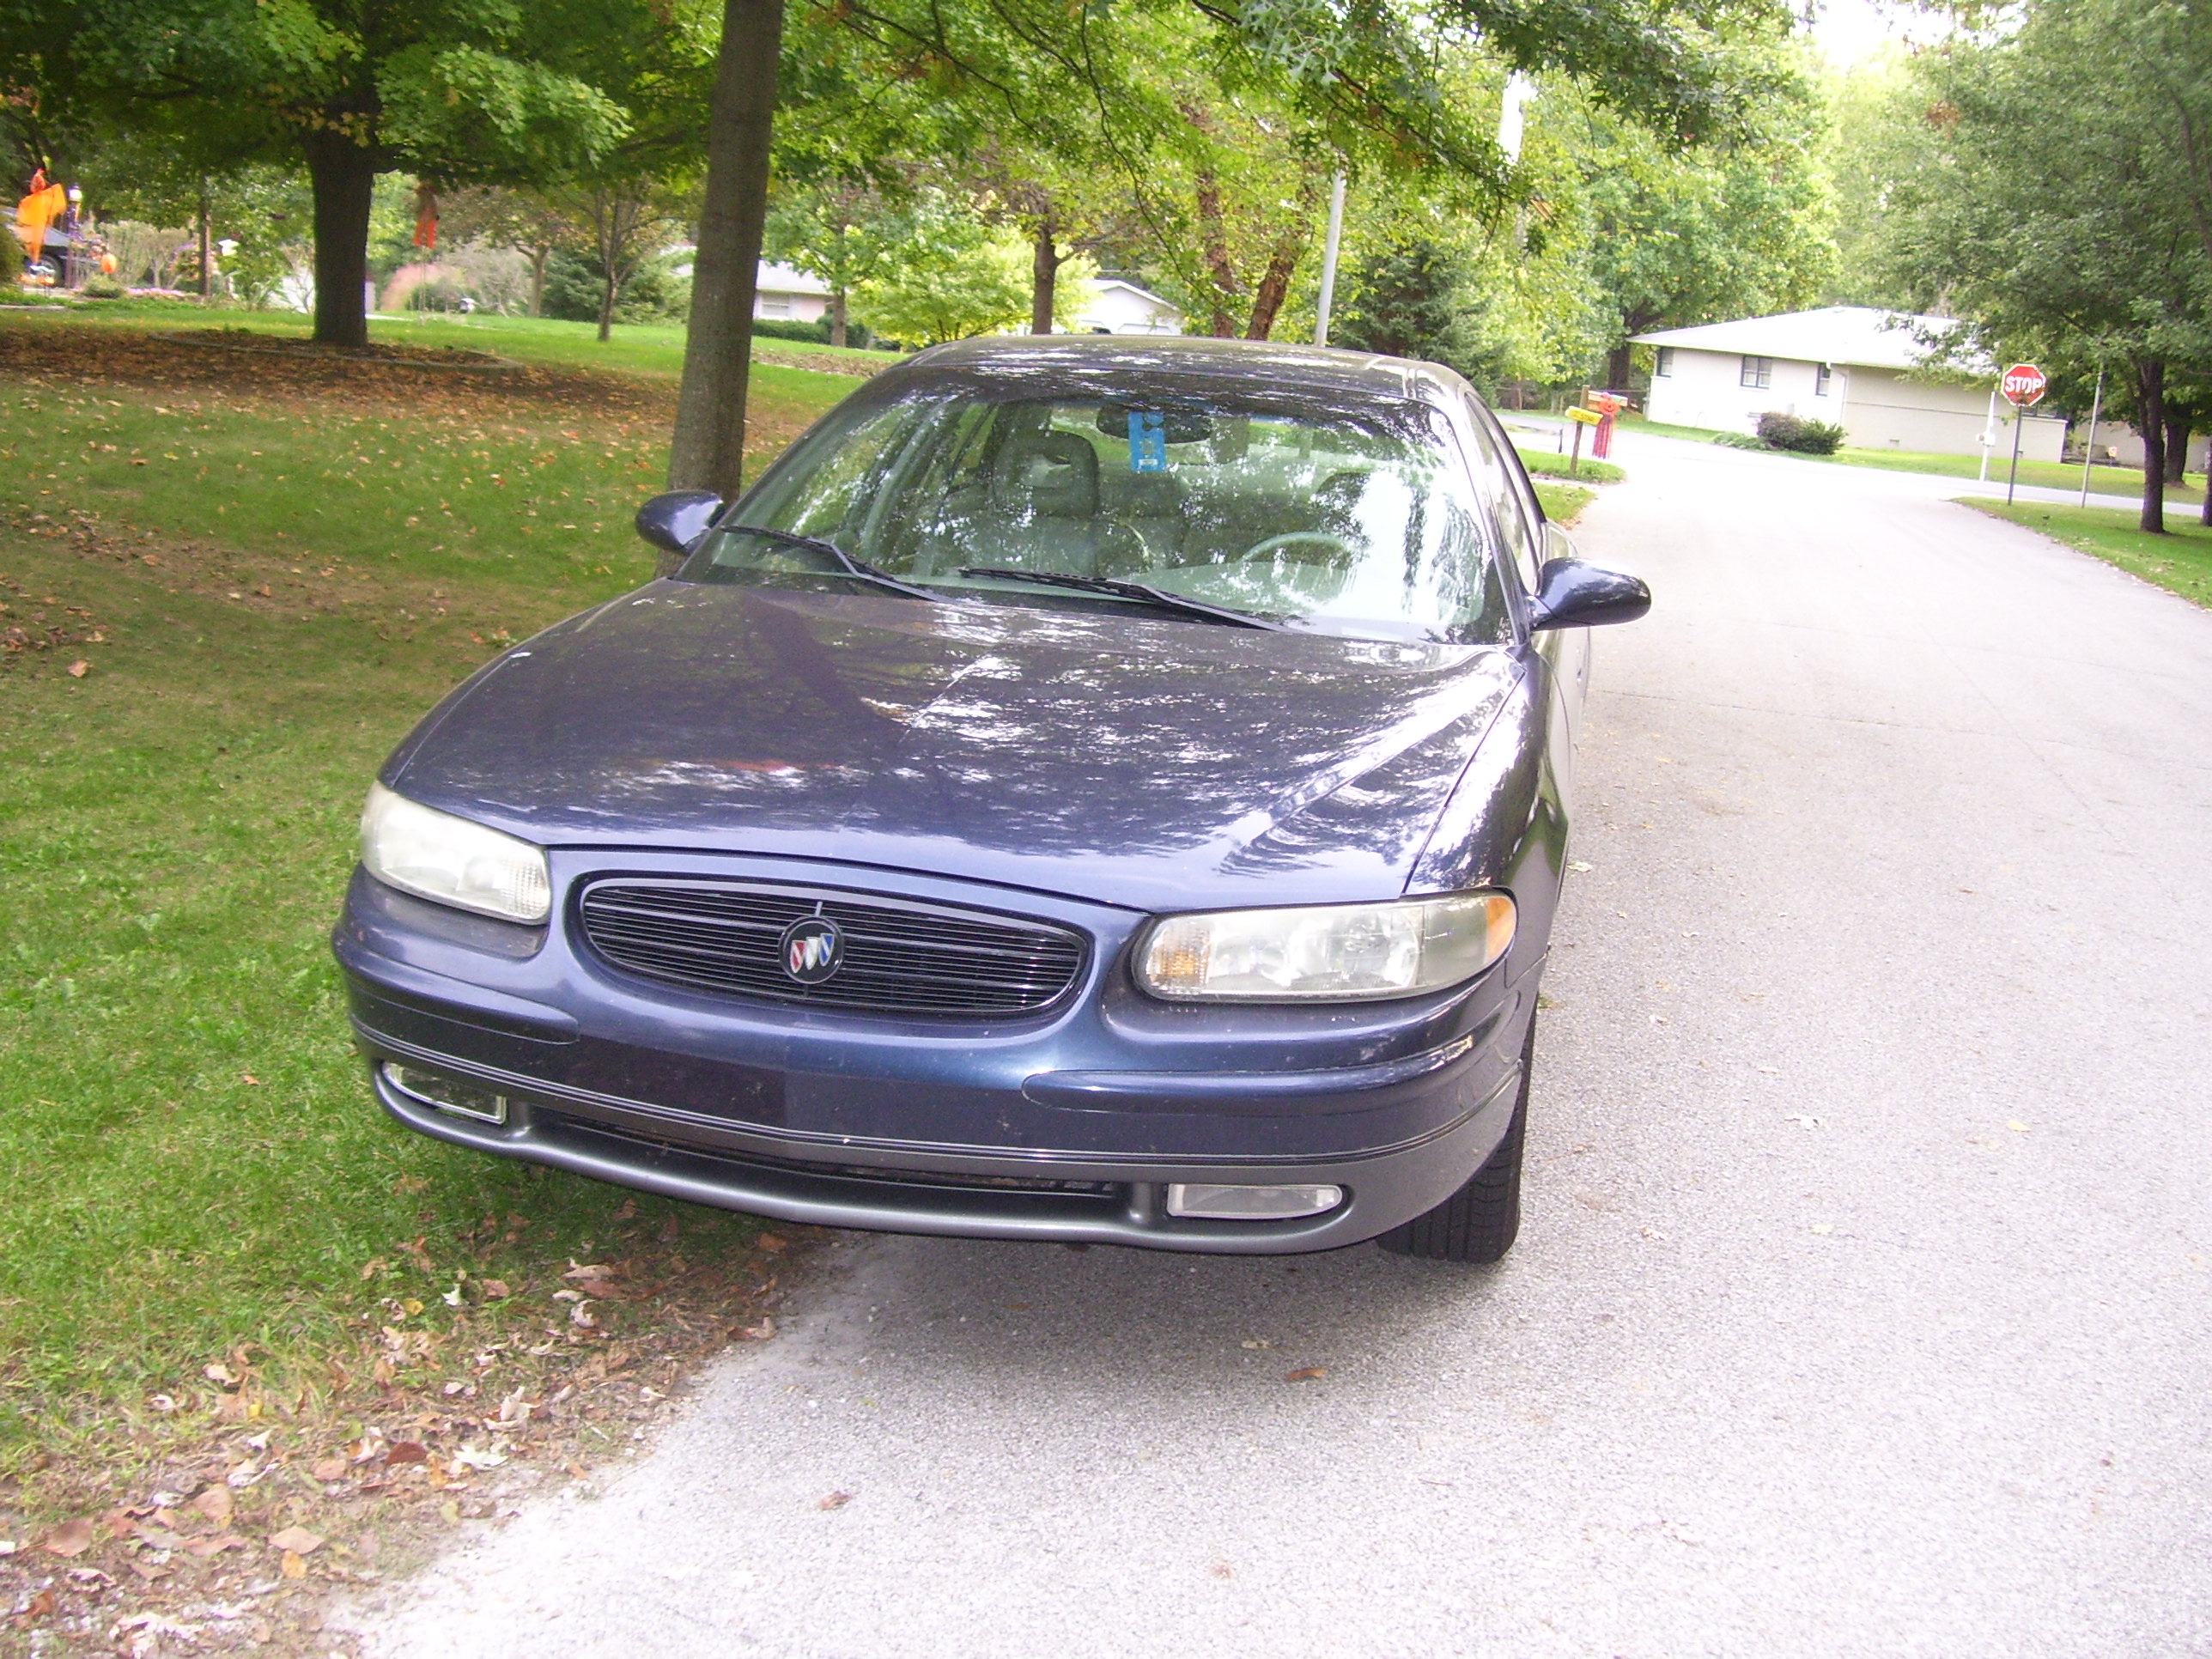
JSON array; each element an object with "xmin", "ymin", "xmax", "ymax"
[{"xmin": 1128, "ymin": 410, "xmax": 1169, "ymax": 472}]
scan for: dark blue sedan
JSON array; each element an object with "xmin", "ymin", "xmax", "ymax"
[{"xmin": 334, "ymin": 337, "xmax": 1648, "ymax": 1262}]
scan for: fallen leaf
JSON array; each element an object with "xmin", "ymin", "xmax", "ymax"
[
  {"xmin": 191, "ymin": 1485, "xmax": 234, "ymax": 1528},
  {"xmin": 23, "ymin": 1589, "xmax": 55, "ymax": 1618},
  {"xmin": 452, "ymin": 1446, "xmax": 507, "ymax": 1471},
  {"xmin": 392, "ymin": 1176, "xmax": 429, "ymax": 1197},
  {"xmin": 1755, "ymin": 1066, "xmax": 1781, "ymax": 1075},
  {"xmin": 817, "ymin": 1491, "xmax": 853, "ymax": 1510},
  {"xmin": 562, "ymin": 1261, "xmax": 615, "ymax": 1280},
  {"xmin": 240, "ymin": 1073, "xmax": 259, "ymax": 1085},
  {"xmin": 310, "ymin": 1457, "xmax": 349, "ymax": 1482},
  {"xmin": 1809, "ymin": 1222, "xmax": 1834, "ymax": 1236},
  {"xmin": 281, "ymin": 1548, "xmax": 307, "ymax": 1579},
  {"xmin": 754, "ymin": 1232, "xmax": 789, "ymax": 1255},
  {"xmin": 67, "ymin": 659, "xmax": 89, "ymax": 677},
  {"xmin": 179, "ymin": 1533, "xmax": 246, "ymax": 1559},
  {"xmin": 268, "ymin": 1527, "xmax": 323, "ymax": 1555},
  {"xmin": 737, "ymin": 1316, "xmax": 776, "ymax": 1341},
  {"xmin": 2006, "ymin": 1121, "xmax": 2032, "ymax": 1133},
  {"xmin": 479, "ymin": 1279, "xmax": 511, "ymax": 1300},
  {"xmin": 1568, "ymin": 860, "xmax": 1592, "ymax": 872},
  {"xmin": 1285, "ymin": 1366, "xmax": 1327, "ymax": 1382},
  {"xmin": 40, "ymin": 1516, "xmax": 95, "ymax": 1557},
  {"xmin": 203, "ymin": 1362, "xmax": 237, "ymax": 1386},
  {"xmin": 384, "ymin": 1442, "xmax": 428, "ymax": 1466},
  {"xmin": 1784, "ymin": 1114, "xmax": 1822, "ymax": 1131}
]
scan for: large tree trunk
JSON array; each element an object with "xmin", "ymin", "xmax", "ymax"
[
  {"xmin": 1030, "ymin": 220, "xmax": 1061, "ymax": 335},
  {"xmin": 669, "ymin": 0, "xmax": 788, "ymax": 508},
  {"xmin": 302, "ymin": 132, "xmax": 378, "ymax": 348},
  {"xmin": 597, "ymin": 274, "xmax": 617, "ymax": 341},
  {"xmin": 1243, "ymin": 236, "xmax": 1301, "ymax": 340},
  {"xmin": 529, "ymin": 247, "xmax": 548, "ymax": 317},
  {"xmin": 2164, "ymin": 410, "xmax": 2189, "ymax": 483},
  {"xmin": 197, "ymin": 179, "xmax": 211, "ymax": 302},
  {"xmin": 2137, "ymin": 357, "xmax": 2166, "ymax": 534},
  {"xmin": 829, "ymin": 289, "xmax": 847, "ymax": 349},
  {"xmin": 1604, "ymin": 342, "xmax": 1634, "ymax": 393}
]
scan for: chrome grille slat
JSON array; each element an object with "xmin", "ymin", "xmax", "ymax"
[{"xmin": 577, "ymin": 879, "xmax": 1088, "ymax": 1018}]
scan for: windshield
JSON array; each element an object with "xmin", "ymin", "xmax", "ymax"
[{"xmin": 678, "ymin": 383, "xmax": 1510, "ymax": 642}]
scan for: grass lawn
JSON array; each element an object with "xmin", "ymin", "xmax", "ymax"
[
  {"xmin": 0, "ymin": 314, "xmax": 855, "ymax": 1623},
  {"xmin": 1534, "ymin": 482, "xmax": 1597, "ymax": 523},
  {"xmin": 1962, "ymin": 499, "xmax": 2212, "ymax": 609},
  {"xmin": 1513, "ymin": 443, "xmax": 1626, "ymax": 487},
  {"xmin": 1832, "ymin": 445, "xmax": 2200, "ymax": 505}
]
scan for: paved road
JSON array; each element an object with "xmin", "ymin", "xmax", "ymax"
[{"xmin": 348, "ymin": 435, "xmax": 2212, "ymax": 1658}]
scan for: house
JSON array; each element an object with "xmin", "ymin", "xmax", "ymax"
[
  {"xmin": 1633, "ymin": 306, "xmax": 2066, "ymax": 463},
  {"xmin": 754, "ymin": 261, "xmax": 831, "ymax": 324},
  {"xmin": 1070, "ymin": 278, "xmax": 1182, "ymax": 336}
]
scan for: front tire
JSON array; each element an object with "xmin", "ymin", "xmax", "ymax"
[{"xmin": 1375, "ymin": 1006, "xmax": 1535, "ymax": 1263}]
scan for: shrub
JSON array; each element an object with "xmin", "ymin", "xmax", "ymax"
[
  {"xmin": 0, "ymin": 228, "xmax": 24, "ymax": 287},
  {"xmin": 80, "ymin": 275, "xmax": 127, "ymax": 300},
  {"xmin": 751, "ymin": 317, "xmax": 830, "ymax": 343},
  {"xmin": 1755, "ymin": 411, "xmax": 1847, "ymax": 454},
  {"xmin": 1713, "ymin": 431, "xmax": 1770, "ymax": 451}
]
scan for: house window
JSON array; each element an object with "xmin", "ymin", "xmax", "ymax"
[
  {"xmin": 1814, "ymin": 363, "xmax": 1833, "ymax": 398},
  {"xmin": 1740, "ymin": 356, "xmax": 1773, "ymax": 390},
  {"xmin": 758, "ymin": 296, "xmax": 792, "ymax": 317},
  {"xmin": 1655, "ymin": 347, "xmax": 1675, "ymax": 378}
]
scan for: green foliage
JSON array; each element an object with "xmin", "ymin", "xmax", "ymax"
[
  {"xmin": 752, "ymin": 317, "xmax": 834, "ymax": 343},
  {"xmin": 1335, "ymin": 240, "xmax": 1470, "ymax": 365},
  {"xmin": 1572, "ymin": 46, "xmax": 1836, "ymax": 376},
  {"xmin": 1755, "ymin": 410, "xmax": 1845, "ymax": 453},
  {"xmin": 79, "ymin": 274, "xmax": 127, "ymax": 298},
  {"xmin": 0, "ymin": 226, "xmax": 23, "ymax": 286}
]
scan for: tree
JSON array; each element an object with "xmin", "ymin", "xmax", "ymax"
[
  {"xmin": 1872, "ymin": 0, "xmax": 2212, "ymax": 532},
  {"xmin": 26, "ymin": 0, "xmax": 654, "ymax": 345},
  {"xmin": 1573, "ymin": 51, "xmax": 1835, "ymax": 391},
  {"xmin": 441, "ymin": 187, "xmax": 579, "ymax": 315},
  {"xmin": 765, "ymin": 179, "xmax": 910, "ymax": 347},
  {"xmin": 668, "ymin": 0, "xmax": 1795, "ymax": 498}
]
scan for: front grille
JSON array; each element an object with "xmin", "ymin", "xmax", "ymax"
[{"xmin": 576, "ymin": 878, "xmax": 1088, "ymax": 1018}]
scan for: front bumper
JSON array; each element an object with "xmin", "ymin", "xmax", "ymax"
[{"xmin": 337, "ymin": 852, "xmax": 1536, "ymax": 1253}]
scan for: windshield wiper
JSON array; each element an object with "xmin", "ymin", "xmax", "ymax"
[
  {"xmin": 722, "ymin": 523, "xmax": 946, "ymax": 603},
  {"xmin": 957, "ymin": 568, "xmax": 1286, "ymax": 631}
]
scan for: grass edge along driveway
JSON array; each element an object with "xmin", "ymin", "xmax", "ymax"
[{"xmin": 1961, "ymin": 497, "xmax": 2212, "ymax": 610}]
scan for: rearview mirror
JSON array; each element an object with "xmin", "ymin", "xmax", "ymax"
[
  {"xmin": 1528, "ymin": 558, "xmax": 1650, "ymax": 631},
  {"xmin": 635, "ymin": 490, "xmax": 724, "ymax": 573}
]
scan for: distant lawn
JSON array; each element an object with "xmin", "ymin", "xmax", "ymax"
[
  {"xmin": 1965, "ymin": 499, "xmax": 2212, "ymax": 608},
  {"xmin": 8, "ymin": 295, "xmax": 899, "ymax": 386},
  {"xmin": 1835, "ymin": 445, "xmax": 2198, "ymax": 505},
  {"xmin": 1617, "ymin": 415, "xmax": 1729, "ymax": 444}
]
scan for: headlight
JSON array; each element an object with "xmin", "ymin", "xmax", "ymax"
[
  {"xmin": 359, "ymin": 782, "xmax": 550, "ymax": 924},
  {"xmin": 1135, "ymin": 891, "xmax": 1514, "ymax": 1002}
]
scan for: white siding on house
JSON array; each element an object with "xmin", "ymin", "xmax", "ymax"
[
  {"xmin": 1645, "ymin": 348, "xmax": 2066, "ymax": 461},
  {"xmin": 1845, "ymin": 368, "xmax": 2063, "ymax": 463},
  {"xmin": 1644, "ymin": 347, "xmax": 1838, "ymax": 434},
  {"xmin": 1071, "ymin": 281, "xmax": 1182, "ymax": 335}
]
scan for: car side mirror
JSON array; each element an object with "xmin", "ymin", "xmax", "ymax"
[
  {"xmin": 635, "ymin": 490, "xmax": 723, "ymax": 574},
  {"xmin": 1528, "ymin": 558, "xmax": 1650, "ymax": 631}
]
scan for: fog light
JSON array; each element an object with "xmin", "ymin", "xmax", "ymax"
[
  {"xmin": 1164, "ymin": 1182, "xmax": 1343, "ymax": 1220},
  {"xmin": 385, "ymin": 1063, "xmax": 508, "ymax": 1125}
]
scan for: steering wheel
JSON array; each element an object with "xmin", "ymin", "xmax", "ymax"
[{"xmin": 1230, "ymin": 531, "xmax": 1354, "ymax": 565}]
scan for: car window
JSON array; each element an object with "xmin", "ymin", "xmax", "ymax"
[
  {"xmin": 1459, "ymin": 404, "xmax": 1543, "ymax": 596},
  {"xmin": 690, "ymin": 386, "xmax": 1511, "ymax": 645}
]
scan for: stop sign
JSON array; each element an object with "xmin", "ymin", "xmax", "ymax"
[{"xmin": 2001, "ymin": 362, "xmax": 2048, "ymax": 406}]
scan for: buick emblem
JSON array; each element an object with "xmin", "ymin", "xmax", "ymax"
[{"xmin": 779, "ymin": 915, "xmax": 845, "ymax": 985}]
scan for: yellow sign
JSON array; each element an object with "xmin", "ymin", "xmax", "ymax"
[{"xmin": 1565, "ymin": 406, "xmax": 1604, "ymax": 426}]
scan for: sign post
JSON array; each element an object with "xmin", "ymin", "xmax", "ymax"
[
  {"xmin": 1564, "ymin": 404, "xmax": 1603, "ymax": 476},
  {"xmin": 2000, "ymin": 362, "xmax": 2047, "ymax": 505}
]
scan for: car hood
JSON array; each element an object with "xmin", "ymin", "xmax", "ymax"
[{"xmin": 387, "ymin": 582, "xmax": 1523, "ymax": 913}]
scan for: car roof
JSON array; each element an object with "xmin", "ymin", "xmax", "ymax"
[{"xmin": 896, "ymin": 334, "xmax": 1463, "ymax": 405}]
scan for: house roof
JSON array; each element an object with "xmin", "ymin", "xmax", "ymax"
[
  {"xmin": 1632, "ymin": 306, "xmax": 1978, "ymax": 372},
  {"xmin": 1089, "ymin": 278, "xmax": 1182, "ymax": 316},
  {"xmin": 757, "ymin": 260, "xmax": 832, "ymax": 297}
]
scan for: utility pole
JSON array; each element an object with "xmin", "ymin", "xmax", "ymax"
[
  {"xmin": 2077, "ymin": 366, "xmax": 2106, "ymax": 507},
  {"xmin": 1312, "ymin": 173, "xmax": 1346, "ymax": 347}
]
